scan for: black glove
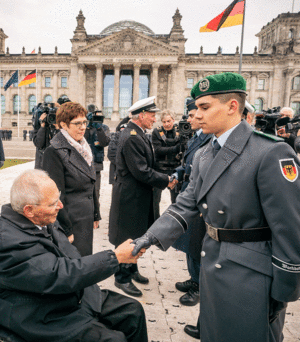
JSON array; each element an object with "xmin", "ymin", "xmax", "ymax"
[
  {"xmin": 131, "ymin": 232, "xmax": 159, "ymax": 256},
  {"xmin": 269, "ymin": 297, "xmax": 287, "ymax": 323}
]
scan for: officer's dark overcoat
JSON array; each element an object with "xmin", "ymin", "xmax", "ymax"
[
  {"xmin": 109, "ymin": 121, "xmax": 169, "ymax": 246},
  {"xmin": 147, "ymin": 120, "xmax": 300, "ymax": 342}
]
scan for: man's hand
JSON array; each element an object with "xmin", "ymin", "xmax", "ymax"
[
  {"xmin": 269, "ymin": 298, "xmax": 287, "ymax": 323},
  {"xmin": 277, "ymin": 127, "xmax": 290, "ymax": 138},
  {"xmin": 93, "ymin": 221, "xmax": 100, "ymax": 229},
  {"xmin": 68, "ymin": 234, "xmax": 74, "ymax": 243},
  {"xmin": 168, "ymin": 176, "xmax": 178, "ymax": 190},
  {"xmin": 39, "ymin": 113, "xmax": 47, "ymax": 128},
  {"xmin": 114, "ymin": 239, "xmax": 146, "ymax": 264},
  {"xmin": 131, "ymin": 232, "xmax": 159, "ymax": 256}
]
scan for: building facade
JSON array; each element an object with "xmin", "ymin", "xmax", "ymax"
[{"xmin": 1, "ymin": 9, "xmax": 300, "ymax": 134}]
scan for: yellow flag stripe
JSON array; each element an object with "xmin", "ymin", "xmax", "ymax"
[
  {"xmin": 18, "ymin": 78, "xmax": 36, "ymax": 87},
  {"xmin": 220, "ymin": 13, "xmax": 243, "ymax": 29}
]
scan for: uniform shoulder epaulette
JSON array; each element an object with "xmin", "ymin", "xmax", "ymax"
[
  {"xmin": 253, "ymin": 130, "xmax": 284, "ymax": 142},
  {"xmin": 130, "ymin": 129, "xmax": 137, "ymax": 136}
]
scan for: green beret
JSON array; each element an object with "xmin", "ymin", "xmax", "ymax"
[{"xmin": 191, "ymin": 72, "xmax": 247, "ymax": 100}]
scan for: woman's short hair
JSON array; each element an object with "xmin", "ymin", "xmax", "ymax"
[
  {"xmin": 160, "ymin": 110, "xmax": 175, "ymax": 121},
  {"xmin": 56, "ymin": 102, "xmax": 88, "ymax": 128}
]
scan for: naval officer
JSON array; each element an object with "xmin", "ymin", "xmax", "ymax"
[
  {"xmin": 132, "ymin": 72, "xmax": 300, "ymax": 342},
  {"xmin": 109, "ymin": 96, "xmax": 177, "ymax": 297}
]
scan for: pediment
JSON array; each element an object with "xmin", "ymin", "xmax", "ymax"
[{"xmin": 74, "ymin": 28, "xmax": 179, "ymax": 56}]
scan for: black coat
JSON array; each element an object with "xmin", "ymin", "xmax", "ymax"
[
  {"xmin": 43, "ymin": 132, "xmax": 100, "ymax": 256},
  {"xmin": 0, "ymin": 204, "xmax": 119, "ymax": 342},
  {"xmin": 109, "ymin": 121, "xmax": 169, "ymax": 246}
]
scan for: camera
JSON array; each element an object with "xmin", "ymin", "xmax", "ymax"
[
  {"xmin": 87, "ymin": 104, "xmax": 105, "ymax": 125},
  {"xmin": 255, "ymin": 107, "xmax": 281, "ymax": 135},
  {"xmin": 39, "ymin": 103, "xmax": 57, "ymax": 125},
  {"xmin": 178, "ymin": 115, "xmax": 193, "ymax": 138}
]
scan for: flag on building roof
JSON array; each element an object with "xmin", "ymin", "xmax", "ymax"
[
  {"xmin": 4, "ymin": 70, "xmax": 18, "ymax": 91},
  {"xmin": 18, "ymin": 70, "xmax": 36, "ymax": 87},
  {"xmin": 200, "ymin": 0, "xmax": 244, "ymax": 32},
  {"xmin": 31, "ymin": 49, "xmax": 35, "ymax": 54}
]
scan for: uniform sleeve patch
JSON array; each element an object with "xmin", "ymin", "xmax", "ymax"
[
  {"xmin": 279, "ymin": 158, "xmax": 298, "ymax": 182},
  {"xmin": 165, "ymin": 209, "xmax": 187, "ymax": 232},
  {"xmin": 272, "ymin": 256, "xmax": 300, "ymax": 273}
]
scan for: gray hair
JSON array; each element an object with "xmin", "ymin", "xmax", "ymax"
[
  {"xmin": 131, "ymin": 113, "xmax": 140, "ymax": 120},
  {"xmin": 10, "ymin": 170, "xmax": 51, "ymax": 214},
  {"xmin": 280, "ymin": 107, "xmax": 294, "ymax": 117},
  {"xmin": 160, "ymin": 110, "xmax": 175, "ymax": 121}
]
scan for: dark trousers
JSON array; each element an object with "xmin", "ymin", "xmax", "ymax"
[
  {"xmin": 69, "ymin": 290, "xmax": 148, "ymax": 342},
  {"xmin": 153, "ymin": 187, "xmax": 178, "ymax": 221},
  {"xmin": 187, "ymin": 254, "xmax": 200, "ymax": 284},
  {"xmin": 115, "ymin": 263, "xmax": 138, "ymax": 284}
]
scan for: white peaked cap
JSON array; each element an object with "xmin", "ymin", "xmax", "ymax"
[{"xmin": 128, "ymin": 96, "xmax": 160, "ymax": 114}]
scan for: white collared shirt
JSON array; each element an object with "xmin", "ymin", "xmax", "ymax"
[{"xmin": 212, "ymin": 122, "xmax": 241, "ymax": 147}]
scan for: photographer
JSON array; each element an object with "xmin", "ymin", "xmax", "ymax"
[
  {"xmin": 152, "ymin": 110, "xmax": 182, "ymax": 220},
  {"xmin": 32, "ymin": 102, "xmax": 60, "ymax": 169},
  {"xmin": 277, "ymin": 107, "xmax": 298, "ymax": 149},
  {"xmin": 85, "ymin": 104, "xmax": 110, "ymax": 202}
]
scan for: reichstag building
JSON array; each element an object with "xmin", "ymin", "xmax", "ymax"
[{"xmin": 1, "ymin": 9, "xmax": 300, "ymax": 133}]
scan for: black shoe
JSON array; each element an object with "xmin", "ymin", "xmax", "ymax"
[
  {"xmin": 175, "ymin": 278, "xmax": 197, "ymax": 293},
  {"xmin": 184, "ymin": 325, "xmax": 200, "ymax": 340},
  {"xmin": 179, "ymin": 287, "xmax": 200, "ymax": 306},
  {"xmin": 132, "ymin": 271, "xmax": 149, "ymax": 284},
  {"xmin": 114, "ymin": 281, "xmax": 142, "ymax": 297}
]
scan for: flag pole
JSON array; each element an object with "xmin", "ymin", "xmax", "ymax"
[
  {"xmin": 238, "ymin": 0, "xmax": 246, "ymax": 74},
  {"xmin": 0, "ymin": 68, "xmax": 2, "ymax": 128},
  {"xmin": 18, "ymin": 74, "xmax": 20, "ymax": 138},
  {"xmin": 36, "ymin": 69, "xmax": 38, "ymax": 106}
]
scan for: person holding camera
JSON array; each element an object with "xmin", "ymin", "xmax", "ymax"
[
  {"xmin": 42, "ymin": 102, "xmax": 100, "ymax": 257},
  {"xmin": 276, "ymin": 107, "xmax": 298, "ymax": 150},
  {"xmin": 85, "ymin": 104, "xmax": 110, "ymax": 203},
  {"xmin": 152, "ymin": 110, "xmax": 182, "ymax": 220}
]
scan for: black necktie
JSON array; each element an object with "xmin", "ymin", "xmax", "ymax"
[{"xmin": 212, "ymin": 140, "xmax": 221, "ymax": 157}]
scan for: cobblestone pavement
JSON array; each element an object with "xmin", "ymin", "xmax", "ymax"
[{"xmin": 0, "ymin": 154, "xmax": 299, "ymax": 341}]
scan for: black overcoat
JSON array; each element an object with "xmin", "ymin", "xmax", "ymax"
[
  {"xmin": 109, "ymin": 121, "xmax": 169, "ymax": 246},
  {"xmin": 0, "ymin": 204, "xmax": 119, "ymax": 342},
  {"xmin": 43, "ymin": 132, "xmax": 100, "ymax": 256}
]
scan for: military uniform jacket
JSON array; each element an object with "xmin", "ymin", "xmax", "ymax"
[
  {"xmin": 0, "ymin": 204, "xmax": 119, "ymax": 342},
  {"xmin": 147, "ymin": 120, "xmax": 300, "ymax": 342},
  {"xmin": 109, "ymin": 121, "xmax": 169, "ymax": 246}
]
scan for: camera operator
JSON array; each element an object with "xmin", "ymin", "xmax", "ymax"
[
  {"xmin": 85, "ymin": 104, "xmax": 110, "ymax": 202},
  {"xmin": 152, "ymin": 110, "xmax": 182, "ymax": 220},
  {"xmin": 32, "ymin": 102, "xmax": 60, "ymax": 169},
  {"xmin": 276, "ymin": 107, "xmax": 298, "ymax": 149}
]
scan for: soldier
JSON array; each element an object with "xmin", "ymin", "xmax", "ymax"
[
  {"xmin": 132, "ymin": 72, "xmax": 300, "ymax": 342},
  {"xmin": 109, "ymin": 96, "xmax": 177, "ymax": 297}
]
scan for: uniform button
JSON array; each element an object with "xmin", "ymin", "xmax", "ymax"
[
  {"xmin": 218, "ymin": 210, "xmax": 224, "ymax": 214},
  {"xmin": 202, "ymin": 203, "xmax": 208, "ymax": 209},
  {"xmin": 201, "ymin": 251, "xmax": 206, "ymax": 257},
  {"xmin": 215, "ymin": 264, "xmax": 222, "ymax": 269}
]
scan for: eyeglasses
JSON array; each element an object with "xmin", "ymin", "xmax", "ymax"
[
  {"xmin": 33, "ymin": 192, "xmax": 61, "ymax": 208},
  {"xmin": 69, "ymin": 120, "xmax": 88, "ymax": 127}
]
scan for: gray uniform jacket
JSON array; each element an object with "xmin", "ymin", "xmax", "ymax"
[{"xmin": 147, "ymin": 120, "xmax": 300, "ymax": 342}]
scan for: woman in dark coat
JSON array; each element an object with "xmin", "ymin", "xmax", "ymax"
[{"xmin": 43, "ymin": 102, "xmax": 100, "ymax": 256}]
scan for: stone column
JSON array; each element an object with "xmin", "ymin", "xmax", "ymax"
[
  {"xmin": 96, "ymin": 63, "xmax": 103, "ymax": 110},
  {"xmin": 249, "ymin": 72, "xmax": 258, "ymax": 104},
  {"xmin": 77, "ymin": 64, "xmax": 86, "ymax": 106},
  {"xmin": 267, "ymin": 72, "xmax": 274, "ymax": 109},
  {"xmin": 53, "ymin": 70, "xmax": 58, "ymax": 102},
  {"xmin": 284, "ymin": 70, "xmax": 293, "ymax": 107},
  {"xmin": 112, "ymin": 63, "xmax": 121, "ymax": 121},
  {"xmin": 169, "ymin": 64, "xmax": 178, "ymax": 111},
  {"xmin": 150, "ymin": 63, "xmax": 159, "ymax": 98},
  {"xmin": 133, "ymin": 63, "xmax": 141, "ymax": 103}
]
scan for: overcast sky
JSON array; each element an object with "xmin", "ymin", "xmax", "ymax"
[{"xmin": 2, "ymin": 0, "xmax": 300, "ymax": 55}]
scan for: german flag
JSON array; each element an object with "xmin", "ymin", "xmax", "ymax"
[
  {"xmin": 200, "ymin": 0, "xmax": 244, "ymax": 32},
  {"xmin": 18, "ymin": 70, "xmax": 36, "ymax": 87}
]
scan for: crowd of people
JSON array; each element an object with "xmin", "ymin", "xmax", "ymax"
[{"xmin": 0, "ymin": 72, "xmax": 300, "ymax": 342}]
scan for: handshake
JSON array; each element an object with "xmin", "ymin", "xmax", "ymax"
[
  {"xmin": 114, "ymin": 233, "xmax": 160, "ymax": 263},
  {"xmin": 168, "ymin": 174, "xmax": 178, "ymax": 190}
]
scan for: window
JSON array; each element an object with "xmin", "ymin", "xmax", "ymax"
[
  {"xmin": 289, "ymin": 29, "xmax": 294, "ymax": 39},
  {"xmin": 29, "ymin": 82, "xmax": 35, "ymax": 88},
  {"xmin": 254, "ymin": 98, "xmax": 263, "ymax": 112},
  {"xmin": 28, "ymin": 95, "xmax": 36, "ymax": 113},
  {"xmin": 1, "ymin": 95, "xmax": 5, "ymax": 114},
  {"xmin": 257, "ymin": 79, "xmax": 265, "ymax": 90},
  {"xmin": 0, "ymin": 77, "xmax": 3, "ymax": 88},
  {"xmin": 44, "ymin": 95, "xmax": 52, "ymax": 103},
  {"xmin": 293, "ymin": 76, "xmax": 300, "ymax": 90},
  {"xmin": 61, "ymin": 77, "xmax": 67, "ymax": 88},
  {"xmin": 12, "ymin": 122, "xmax": 17, "ymax": 127},
  {"xmin": 139, "ymin": 70, "xmax": 150, "ymax": 100},
  {"xmin": 45, "ymin": 77, "xmax": 51, "ymax": 88},
  {"xmin": 187, "ymin": 78, "xmax": 194, "ymax": 89},
  {"xmin": 184, "ymin": 96, "xmax": 193, "ymax": 116},
  {"xmin": 13, "ymin": 95, "xmax": 21, "ymax": 114},
  {"xmin": 291, "ymin": 102, "xmax": 300, "ymax": 115}
]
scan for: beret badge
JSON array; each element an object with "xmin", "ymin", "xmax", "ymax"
[{"xmin": 199, "ymin": 79, "xmax": 210, "ymax": 92}]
